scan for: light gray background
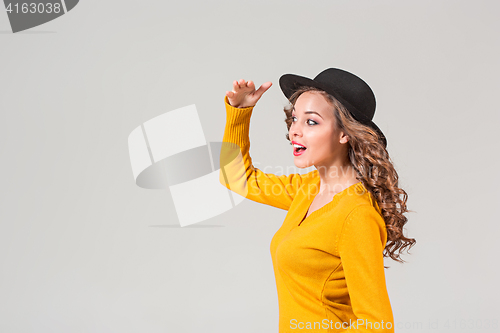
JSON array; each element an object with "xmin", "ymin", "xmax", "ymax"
[{"xmin": 1, "ymin": 1, "xmax": 499, "ymax": 332}]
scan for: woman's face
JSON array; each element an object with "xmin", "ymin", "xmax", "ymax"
[{"xmin": 289, "ymin": 91, "xmax": 349, "ymax": 169}]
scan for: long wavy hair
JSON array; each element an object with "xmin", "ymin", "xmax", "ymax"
[{"xmin": 284, "ymin": 86, "xmax": 416, "ymax": 264}]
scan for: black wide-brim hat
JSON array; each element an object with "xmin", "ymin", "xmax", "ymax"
[{"xmin": 279, "ymin": 68, "xmax": 387, "ymax": 148}]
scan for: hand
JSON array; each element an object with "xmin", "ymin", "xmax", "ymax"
[{"xmin": 225, "ymin": 79, "xmax": 272, "ymax": 108}]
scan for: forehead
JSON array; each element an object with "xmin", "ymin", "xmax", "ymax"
[{"xmin": 293, "ymin": 91, "xmax": 334, "ymax": 117}]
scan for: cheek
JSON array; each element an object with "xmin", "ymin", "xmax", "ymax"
[
  {"xmin": 319, "ymin": 132, "xmax": 334, "ymax": 146},
  {"xmin": 314, "ymin": 132, "xmax": 336, "ymax": 152}
]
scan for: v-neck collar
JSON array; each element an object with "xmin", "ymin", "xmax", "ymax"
[{"xmin": 297, "ymin": 177, "xmax": 366, "ymax": 227}]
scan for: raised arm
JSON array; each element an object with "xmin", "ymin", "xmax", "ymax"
[
  {"xmin": 339, "ymin": 205, "xmax": 395, "ymax": 333},
  {"xmin": 219, "ymin": 79, "xmax": 307, "ymax": 211}
]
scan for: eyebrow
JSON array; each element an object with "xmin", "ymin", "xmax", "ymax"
[{"xmin": 292, "ymin": 108, "xmax": 323, "ymax": 119}]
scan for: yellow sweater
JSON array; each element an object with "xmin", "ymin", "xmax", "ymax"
[{"xmin": 219, "ymin": 96, "xmax": 394, "ymax": 332}]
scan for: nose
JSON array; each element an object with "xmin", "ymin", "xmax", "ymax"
[{"xmin": 289, "ymin": 120, "xmax": 302, "ymax": 138}]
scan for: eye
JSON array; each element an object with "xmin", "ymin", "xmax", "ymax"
[{"xmin": 291, "ymin": 116, "xmax": 317, "ymax": 126}]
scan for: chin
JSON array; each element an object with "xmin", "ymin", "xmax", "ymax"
[{"xmin": 294, "ymin": 161, "xmax": 312, "ymax": 169}]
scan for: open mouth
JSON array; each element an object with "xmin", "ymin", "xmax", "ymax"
[{"xmin": 293, "ymin": 143, "xmax": 307, "ymax": 155}]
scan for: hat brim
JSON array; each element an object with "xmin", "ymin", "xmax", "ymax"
[
  {"xmin": 280, "ymin": 73, "xmax": 366, "ymax": 122},
  {"xmin": 279, "ymin": 73, "xmax": 330, "ymax": 100},
  {"xmin": 367, "ymin": 121, "xmax": 387, "ymax": 148},
  {"xmin": 279, "ymin": 73, "xmax": 387, "ymax": 148}
]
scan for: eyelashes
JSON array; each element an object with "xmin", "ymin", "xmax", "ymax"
[{"xmin": 291, "ymin": 116, "xmax": 318, "ymax": 126}]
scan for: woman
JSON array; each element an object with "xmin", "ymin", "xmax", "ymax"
[{"xmin": 219, "ymin": 68, "xmax": 415, "ymax": 332}]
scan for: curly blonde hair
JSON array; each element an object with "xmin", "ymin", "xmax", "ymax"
[{"xmin": 284, "ymin": 86, "xmax": 416, "ymax": 263}]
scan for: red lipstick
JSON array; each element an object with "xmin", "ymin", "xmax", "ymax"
[{"xmin": 292, "ymin": 141, "xmax": 307, "ymax": 156}]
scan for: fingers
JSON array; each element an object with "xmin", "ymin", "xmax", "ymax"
[
  {"xmin": 233, "ymin": 79, "xmax": 256, "ymax": 90},
  {"xmin": 227, "ymin": 79, "xmax": 271, "ymax": 108},
  {"xmin": 254, "ymin": 81, "xmax": 273, "ymax": 98},
  {"xmin": 233, "ymin": 80, "xmax": 240, "ymax": 91},
  {"xmin": 237, "ymin": 79, "xmax": 246, "ymax": 89},
  {"xmin": 229, "ymin": 79, "xmax": 269, "ymax": 101},
  {"xmin": 232, "ymin": 79, "xmax": 242, "ymax": 92}
]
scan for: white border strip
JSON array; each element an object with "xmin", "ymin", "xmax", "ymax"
[{"xmin": 60, "ymin": 0, "xmax": 68, "ymax": 14}]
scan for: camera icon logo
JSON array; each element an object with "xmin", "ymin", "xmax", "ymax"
[{"xmin": 128, "ymin": 104, "xmax": 247, "ymax": 227}]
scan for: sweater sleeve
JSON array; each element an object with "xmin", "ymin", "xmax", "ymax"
[
  {"xmin": 339, "ymin": 205, "xmax": 395, "ymax": 333},
  {"xmin": 219, "ymin": 95, "xmax": 305, "ymax": 211}
]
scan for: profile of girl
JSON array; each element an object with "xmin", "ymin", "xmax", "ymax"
[{"xmin": 219, "ymin": 68, "xmax": 416, "ymax": 332}]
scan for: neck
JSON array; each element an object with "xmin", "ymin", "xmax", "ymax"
[{"xmin": 315, "ymin": 158, "xmax": 359, "ymax": 195}]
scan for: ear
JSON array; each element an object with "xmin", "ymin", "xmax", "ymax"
[{"xmin": 339, "ymin": 131, "xmax": 350, "ymax": 144}]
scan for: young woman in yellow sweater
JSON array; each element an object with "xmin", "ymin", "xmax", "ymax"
[{"xmin": 219, "ymin": 68, "xmax": 415, "ymax": 332}]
